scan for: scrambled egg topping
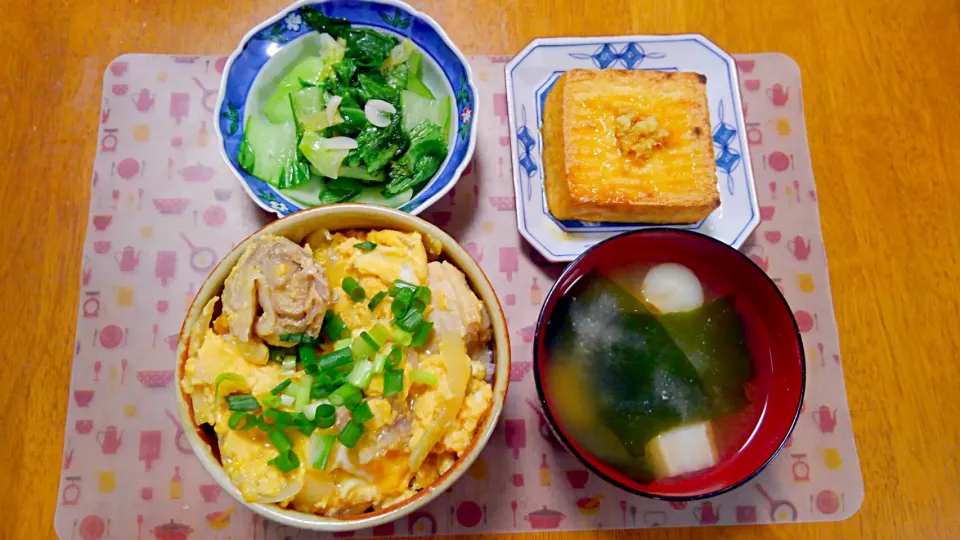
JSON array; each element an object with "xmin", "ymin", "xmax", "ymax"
[{"xmin": 180, "ymin": 230, "xmax": 494, "ymax": 516}]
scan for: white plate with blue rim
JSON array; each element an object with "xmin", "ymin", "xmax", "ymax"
[
  {"xmin": 215, "ymin": 0, "xmax": 478, "ymax": 218},
  {"xmin": 505, "ymin": 34, "xmax": 759, "ymax": 263}
]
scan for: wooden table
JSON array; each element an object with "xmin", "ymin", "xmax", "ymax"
[{"xmin": 3, "ymin": 0, "xmax": 959, "ymax": 538}]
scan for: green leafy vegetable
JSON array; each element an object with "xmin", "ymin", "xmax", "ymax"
[
  {"xmin": 300, "ymin": 8, "xmax": 351, "ymax": 39},
  {"xmin": 384, "ymin": 120, "xmax": 447, "ymax": 196},
  {"xmin": 350, "ymin": 113, "xmax": 408, "ymax": 174},
  {"xmin": 354, "ymin": 241, "xmax": 377, "ymax": 251},
  {"xmin": 344, "ymin": 29, "xmax": 398, "ymax": 67},
  {"xmin": 357, "ymin": 72, "xmax": 400, "ymax": 104}
]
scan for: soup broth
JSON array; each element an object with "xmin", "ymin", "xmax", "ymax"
[{"xmin": 543, "ymin": 263, "xmax": 763, "ymax": 483}]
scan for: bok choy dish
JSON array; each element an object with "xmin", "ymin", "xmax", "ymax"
[{"xmin": 238, "ymin": 8, "xmax": 452, "ymax": 208}]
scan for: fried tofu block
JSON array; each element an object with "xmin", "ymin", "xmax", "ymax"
[{"xmin": 543, "ymin": 69, "xmax": 719, "ymax": 224}]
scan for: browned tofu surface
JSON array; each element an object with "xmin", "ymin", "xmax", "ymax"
[{"xmin": 543, "ymin": 69, "xmax": 719, "ymax": 223}]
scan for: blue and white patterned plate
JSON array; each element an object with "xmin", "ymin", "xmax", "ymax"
[
  {"xmin": 505, "ymin": 35, "xmax": 759, "ymax": 263},
  {"xmin": 214, "ymin": 0, "xmax": 478, "ymax": 217}
]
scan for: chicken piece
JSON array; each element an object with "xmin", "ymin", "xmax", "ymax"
[
  {"xmin": 221, "ymin": 235, "xmax": 329, "ymax": 346},
  {"xmin": 426, "ymin": 261, "xmax": 491, "ymax": 353}
]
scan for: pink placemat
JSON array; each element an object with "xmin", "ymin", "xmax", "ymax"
[{"xmin": 56, "ymin": 53, "xmax": 861, "ymax": 539}]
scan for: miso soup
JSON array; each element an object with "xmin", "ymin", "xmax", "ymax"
[{"xmin": 542, "ymin": 262, "xmax": 762, "ymax": 483}]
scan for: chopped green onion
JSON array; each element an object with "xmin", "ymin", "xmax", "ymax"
[
  {"xmin": 314, "ymin": 413, "xmax": 335, "ymax": 429},
  {"xmin": 397, "ymin": 310, "xmax": 425, "ymax": 332},
  {"xmin": 303, "ymin": 400, "xmax": 331, "ymax": 421},
  {"xmin": 410, "ymin": 322, "xmax": 434, "ymax": 348},
  {"xmin": 310, "ymin": 378, "xmax": 333, "ymax": 399},
  {"xmin": 261, "ymin": 394, "xmax": 283, "ymax": 408},
  {"xmin": 351, "ymin": 334, "xmax": 377, "ymax": 361},
  {"xmin": 269, "ymin": 430, "xmax": 293, "ymax": 453},
  {"xmin": 391, "ymin": 328, "xmax": 413, "ymax": 347},
  {"xmin": 354, "ymin": 241, "xmax": 377, "ymax": 251},
  {"xmin": 270, "ymin": 379, "xmax": 293, "ymax": 395},
  {"xmin": 318, "ymin": 347, "xmax": 353, "ymax": 370},
  {"xmin": 329, "ymin": 384, "xmax": 363, "ymax": 408},
  {"xmin": 369, "ymin": 323, "xmax": 391, "ymax": 345},
  {"xmin": 280, "ymin": 394, "xmax": 296, "ymax": 407},
  {"xmin": 371, "ymin": 351, "xmax": 388, "ymax": 374},
  {"xmin": 299, "ymin": 344, "xmax": 317, "ymax": 366},
  {"xmin": 322, "ymin": 312, "xmax": 349, "ymax": 341},
  {"xmin": 411, "ymin": 370, "xmax": 439, "ymax": 387},
  {"xmin": 293, "ymin": 413, "xmax": 315, "ymax": 436},
  {"xmin": 269, "ymin": 348, "xmax": 288, "ymax": 361},
  {"xmin": 311, "ymin": 433, "xmax": 337, "ymax": 469},
  {"xmin": 367, "ymin": 291, "xmax": 387, "ymax": 311},
  {"xmin": 351, "ymin": 401, "xmax": 374, "ymax": 423},
  {"xmin": 214, "ymin": 372, "xmax": 245, "ymax": 400},
  {"xmin": 342, "ymin": 277, "xmax": 366, "ymax": 302},
  {"xmin": 269, "ymin": 450, "xmax": 300, "ymax": 473},
  {"xmin": 387, "ymin": 347, "xmax": 403, "ymax": 370},
  {"xmin": 282, "ymin": 381, "xmax": 301, "ymax": 397},
  {"xmin": 383, "ymin": 369, "xmax": 404, "ymax": 397},
  {"xmin": 295, "ymin": 375, "xmax": 313, "ymax": 411},
  {"xmin": 338, "ymin": 419, "xmax": 365, "ymax": 448},
  {"xmin": 392, "ymin": 288, "xmax": 414, "ymax": 318},
  {"xmin": 346, "ymin": 360, "xmax": 374, "ymax": 389},
  {"xmin": 414, "ymin": 286, "xmax": 432, "ymax": 304},
  {"xmin": 410, "ymin": 298, "xmax": 427, "ymax": 314},
  {"xmin": 360, "ymin": 331, "xmax": 380, "ymax": 350},
  {"xmin": 225, "ymin": 394, "xmax": 260, "ymax": 412},
  {"xmin": 334, "ymin": 337, "xmax": 353, "ymax": 350},
  {"xmin": 280, "ymin": 355, "xmax": 297, "ymax": 373},
  {"xmin": 316, "ymin": 403, "xmax": 335, "ymax": 418},
  {"xmin": 261, "ymin": 408, "xmax": 294, "ymax": 428},
  {"xmin": 303, "ymin": 363, "xmax": 319, "ymax": 376},
  {"xmin": 228, "ymin": 411, "xmax": 258, "ymax": 430},
  {"xmin": 388, "ymin": 280, "xmax": 418, "ymax": 296}
]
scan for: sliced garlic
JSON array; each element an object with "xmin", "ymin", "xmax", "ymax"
[
  {"xmin": 365, "ymin": 99, "xmax": 397, "ymax": 128},
  {"xmin": 325, "ymin": 95, "xmax": 343, "ymax": 127},
  {"xmin": 321, "ymin": 136, "xmax": 358, "ymax": 151}
]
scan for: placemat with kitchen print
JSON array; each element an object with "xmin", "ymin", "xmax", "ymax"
[{"xmin": 56, "ymin": 52, "xmax": 861, "ymax": 540}]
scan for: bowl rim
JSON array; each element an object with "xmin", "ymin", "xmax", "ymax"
[
  {"xmin": 175, "ymin": 203, "xmax": 510, "ymax": 531},
  {"xmin": 212, "ymin": 0, "xmax": 480, "ymax": 218},
  {"xmin": 531, "ymin": 227, "xmax": 805, "ymax": 501}
]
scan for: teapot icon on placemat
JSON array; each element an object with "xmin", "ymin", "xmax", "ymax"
[
  {"xmin": 132, "ymin": 88, "xmax": 155, "ymax": 112},
  {"xmin": 693, "ymin": 502, "xmax": 721, "ymax": 524},
  {"xmin": 813, "ymin": 406, "xmax": 837, "ymax": 433},
  {"xmin": 115, "ymin": 247, "xmax": 141, "ymax": 272},
  {"xmin": 767, "ymin": 83, "xmax": 789, "ymax": 106},
  {"xmin": 97, "ymin": 426, "xmax": 123, "ymax": 454}
]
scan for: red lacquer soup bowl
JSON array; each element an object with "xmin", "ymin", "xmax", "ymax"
[{"xmin": 533, "ymin": 229, "xmax": 805, "ymax": 500}]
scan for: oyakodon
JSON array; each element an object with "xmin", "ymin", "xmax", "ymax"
[{"xmin": 180, "ymin": 228, "xmax": 495, "ymax": 516}]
